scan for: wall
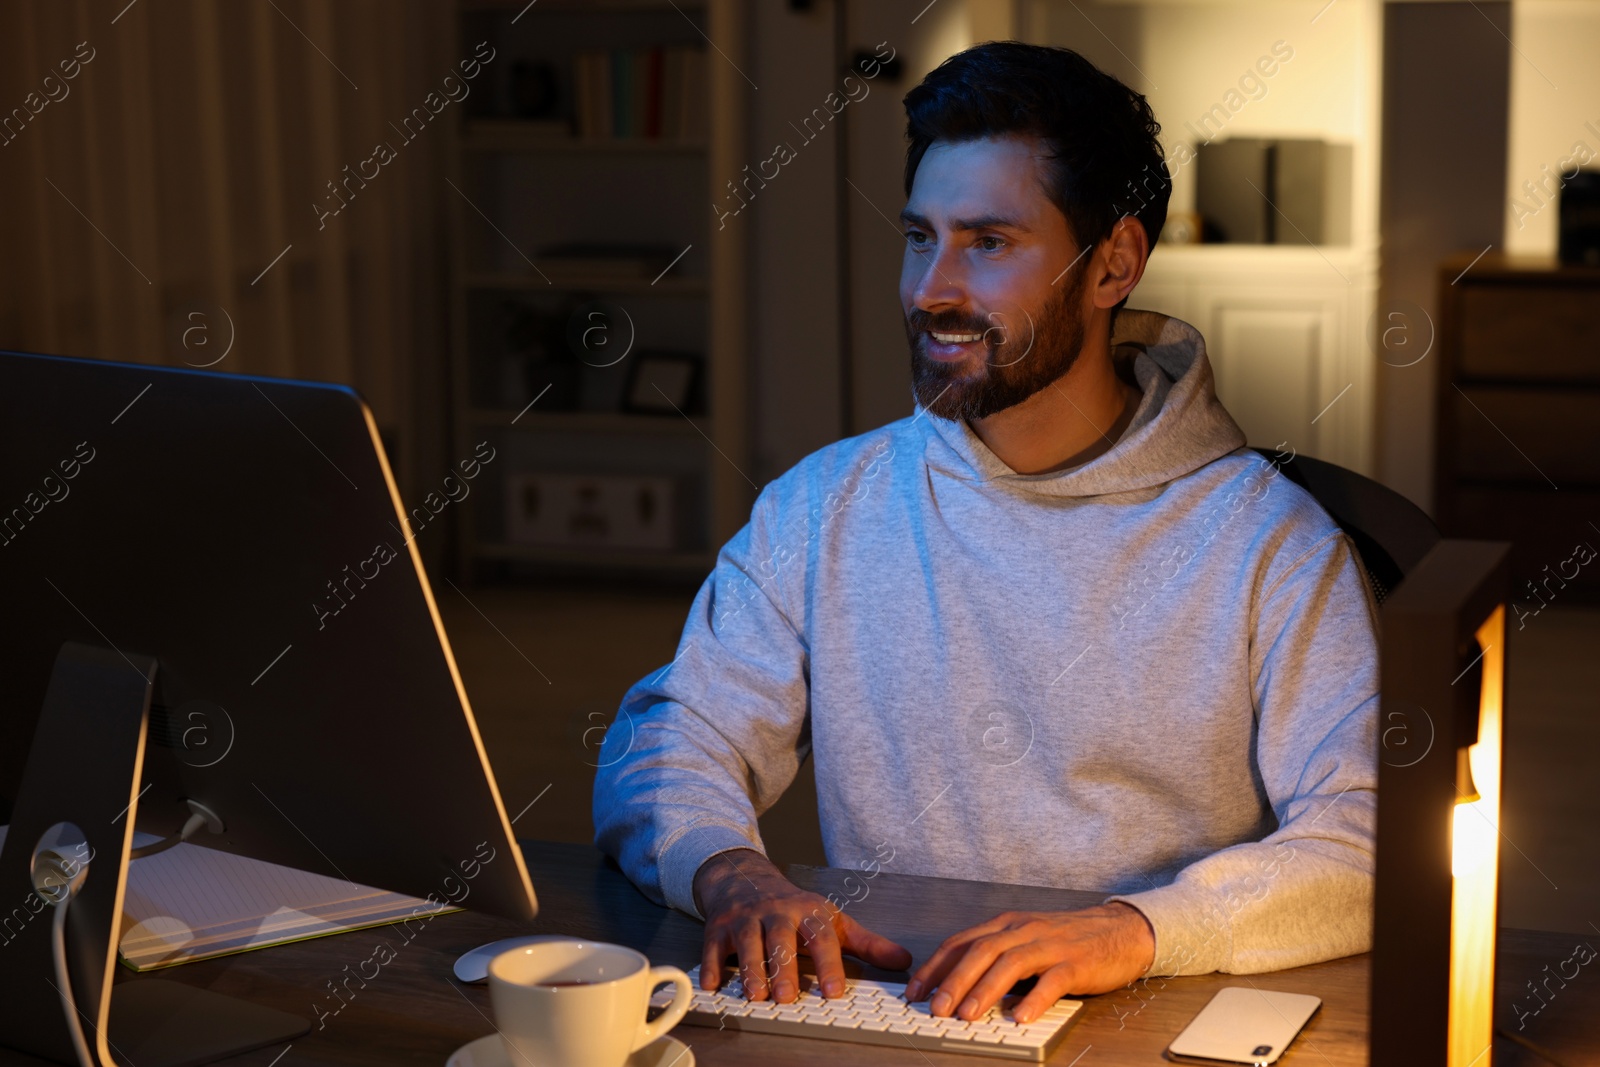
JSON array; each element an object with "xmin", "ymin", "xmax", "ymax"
[
  {"xmin": 1503, "ymin": 0, "xmax": 1600, "ymax": 256},
  {"xmin": 1025, "ymin": 1, "xmax": 1374, "ymax": 241},
  {"xmin": 1377, "ymin": 2, "xmax": 1510, "ymax": 514},
  {"xmin": 747, "ymin": 1, "xmax": 844, "ymax": 485}
]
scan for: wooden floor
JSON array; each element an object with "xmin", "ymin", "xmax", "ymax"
[{"xmin": 439, "ymin": 583, "xmax": 1600, "ymax": 935}]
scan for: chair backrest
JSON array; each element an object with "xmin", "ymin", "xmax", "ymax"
[{"xmin": 1249, "ymin": 446, "xmax": 1440, "ymax": 606}]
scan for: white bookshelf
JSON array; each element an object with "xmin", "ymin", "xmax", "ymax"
[{"xmin": 449, "ymin": 0, "xmax": 750, "ymax": 582}]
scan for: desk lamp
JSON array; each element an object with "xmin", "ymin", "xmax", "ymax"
[{"xmin": 1371, "ymin": 539, "xmax": 1511, "ymax": 1066}]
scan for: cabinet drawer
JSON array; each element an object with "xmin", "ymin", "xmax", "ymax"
[
  {"xmin": 1451, "ymin": 387, "xmax": 1600, "ymax": 484},
  {"xmin": 1447, "ymin": 486, "xmax": 1600, "ymax": 605},
  {"xmin": 1458, "ymin": 283, "xmax": 1600, "ymax": 382}
]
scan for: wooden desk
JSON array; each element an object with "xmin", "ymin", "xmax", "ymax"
[{"xmin": 2, "ymin": 841, "xmax": 1591, "ymax": 1066}]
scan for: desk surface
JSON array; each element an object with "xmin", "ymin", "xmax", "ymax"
[{"xmin": 3, "ymin": 841, "xmax": 1593, "ymax": 1066}]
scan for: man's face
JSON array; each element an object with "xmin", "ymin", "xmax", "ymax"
[{"xmin": 899, "ymin": 135, "xmax": 1092, "ymax": 422}]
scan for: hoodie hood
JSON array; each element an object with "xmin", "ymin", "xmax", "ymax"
[{"xmin": 915, "ymin": 308, "xmax": 1247, "ymax": 499}]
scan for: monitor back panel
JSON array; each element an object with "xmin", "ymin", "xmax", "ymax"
[{"xmin": 0, "ymin": 351, "xmax": 536, "ymax": 922}]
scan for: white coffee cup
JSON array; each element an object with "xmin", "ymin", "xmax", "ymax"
[{"xmin": 488, "ymin": 939, "xmax": 693, "ymax": 1067}]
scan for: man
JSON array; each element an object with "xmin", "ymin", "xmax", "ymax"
[{"xmin": 593, "ymin": 41, "xmax": 1377, "ymax": 1026}]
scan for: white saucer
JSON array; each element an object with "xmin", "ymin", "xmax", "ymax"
[
  {"xmin": 446, "ymin": 1033, "xmax": 694, "ymax": 1067},
  {"xmin": 452, "ymin": 935, "xmax": 570, "ymax": 984}
]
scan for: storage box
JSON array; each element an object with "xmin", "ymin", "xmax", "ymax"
[
  {"xmin": 1196, "ymin": 137, "xmax": 1351, "ymax": 244},
  {"xmin": 505, "ymin": 472, "xmax": 676, "ymax": 550}
]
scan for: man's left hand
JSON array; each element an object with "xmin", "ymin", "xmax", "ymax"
[{"xmin": 903, "ymin": 903, "xmax": 1156, "ymax": 1023}]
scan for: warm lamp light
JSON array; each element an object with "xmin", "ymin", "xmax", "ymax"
[
  {"xmin": 1446, "ymin": 609, "xmax": 1503, "ymax": 1066},
  {"xmin": 1372, "ymin": 540, "xmax": 1511, "ymax": 1067},
  {"xmin": 1450, "ymin": 800, "xmax": 1495, "ymax": 879}
]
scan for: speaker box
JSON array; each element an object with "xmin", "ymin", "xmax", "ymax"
[
  {"xmin": 1197, "ymin": 138, "xmax": 1273, "ymax": 244},
  {"xmin": 1559, "ymin": 169, "xmax": 1600, "ymax": 266},
  {"xmin": 1197, "ymin": 138, "xmax": 1352, "ymax": 245}
]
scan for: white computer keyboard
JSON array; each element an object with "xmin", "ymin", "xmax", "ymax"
[{"xmin": 650, "ymin": 964, "xmax": 1083, "ymax": 1061}]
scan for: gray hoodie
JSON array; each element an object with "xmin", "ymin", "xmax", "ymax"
[{"xmin": 592, "ymin": 308, "xmax": 1379, "ymax": 977}]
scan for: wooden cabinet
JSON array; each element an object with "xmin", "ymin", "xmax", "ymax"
[
  {"xmin": 1435, "ymin": 253, "xmax": 1600, "ymax": 603},
  {"xmin": 1134, "ymin": 244, "xmax": 1378, "ymax": 475}
]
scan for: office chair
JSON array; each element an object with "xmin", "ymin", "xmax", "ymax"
[{"xmin": 1248, "ymin": 446, "xmax": 1440, "ymax": 605}]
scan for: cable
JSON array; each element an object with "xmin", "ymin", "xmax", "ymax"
[
  {"xmin": 127, "ymin": 811, "xmax": 209, "ymax": 860},
  {"xmin": 43, "ymin": 801, "xmax": 221, "ymax": 1067},
  {"xmin": 42, "ymin": 857, "xmax": 95, "ymax": 1067}
]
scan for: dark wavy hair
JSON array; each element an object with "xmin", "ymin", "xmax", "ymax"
[{"xmin": 903, "ymin": 41, "xmax": 1170, "ymax": 295}]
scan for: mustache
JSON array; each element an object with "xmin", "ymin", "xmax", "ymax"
[
  {"xmin": 908, "ymin": 308, "xmax": 1036, "ymax": 337},
  {"xmin": 908, "ymin": 311, "xmax": 998, "ymax": 335}
]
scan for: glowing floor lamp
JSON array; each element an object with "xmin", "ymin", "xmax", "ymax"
[{"xmin": 1371, "ymin": 539, "xmax": 1511, "ymax": 1066}]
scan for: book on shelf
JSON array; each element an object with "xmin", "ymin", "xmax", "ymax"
[
  {"xmin": 574, "ymin": 45, "xmax": 706, "ymax": 142},
  {"xmin": 532, "ymin": 242, "xmax": 684, "ymax": 280}
]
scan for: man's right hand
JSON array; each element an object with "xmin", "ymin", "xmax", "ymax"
[{"xmin": 693, "ymin": 848, "xmax": 913, "ymax": 1003}]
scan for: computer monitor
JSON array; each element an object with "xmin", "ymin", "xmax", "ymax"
[{"xmin": 0, "ymin": 350, "xmax": 538, "ymax": 1066}]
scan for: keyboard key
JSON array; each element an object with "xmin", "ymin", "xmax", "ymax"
[{"xmin": 1002, "ymin": 1032, "xmax": 1049, "ymax": 1048}]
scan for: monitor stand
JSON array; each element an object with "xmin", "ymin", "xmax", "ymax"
[{"xmin": 0, "ymin": 642, "xmax": 309, "ymax": 1067}]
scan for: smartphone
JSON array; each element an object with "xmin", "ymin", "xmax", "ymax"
[{"xmin": 1164, "ymin": 986, "xmax": 1322, "ymax": 1065}]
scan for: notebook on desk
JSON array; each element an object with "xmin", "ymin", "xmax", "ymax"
[{"xmin": 0, "ymin": 826, "xmax": 456, "ymax": 971}]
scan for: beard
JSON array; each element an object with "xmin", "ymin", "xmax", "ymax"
[{"xmin": 905, "ymin": 266, "xmax": 1089, "ymax": 422}]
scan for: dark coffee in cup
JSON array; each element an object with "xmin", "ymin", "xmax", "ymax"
[{"xmin": 490, "ymin": 940, "xmax": 693, "ymax": 1067}]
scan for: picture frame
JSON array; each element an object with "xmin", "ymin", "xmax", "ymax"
[{"xmin": 621, "ymin": 349, "xmax": 703, "ymax": 415}]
